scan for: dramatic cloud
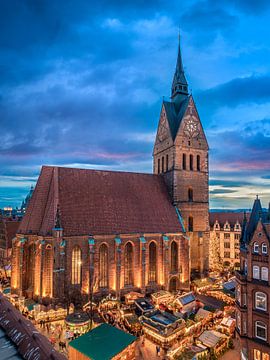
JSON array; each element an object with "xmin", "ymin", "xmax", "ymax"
[{"xmin": 0, "ymin": 0, "xmax": 270, "ymax": 208}]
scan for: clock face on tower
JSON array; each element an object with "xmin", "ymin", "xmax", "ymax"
[{"xmin": 184, "ymin": 115, "xmax": 200, "ymax": 138}]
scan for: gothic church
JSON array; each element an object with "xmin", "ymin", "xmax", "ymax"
[{"xmin": 11, "ymin": 41, "xmax": 209, "ymax": 304}]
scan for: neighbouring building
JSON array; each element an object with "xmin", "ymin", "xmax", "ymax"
[
  {"xmin": 11, "ymin": 39, "xmax": 209, "ymax": 305},
  {"xmin": 69, "ymin": 323, "xmax": 137, "ymax": 360},
  {"xmin": 209, "ymin": 212, "xmax": 249, "ymax": 271},
  {"xmin": 0, "ymin": 214, "xmax": 20, "ymax": 262},
  {"xmin": 236, "ymin": 197, "xmax": 270, "ymax": 360}
]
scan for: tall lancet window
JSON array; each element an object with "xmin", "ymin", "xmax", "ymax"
[
  {"xmin": 99, "ymin": 244, "xmax": 108, "ymax": 288},
  {"xmin": 72, "ymin": 246, "xmax": 82, "ymax": 285},
  {"xmin": 26, "ymin": 244, "xmax": 35, "ymax": 290},
  {"xmin": 149, "ymin": 241, "xmax": 157, "ymax": 282},
  {"xmin": 124, "ymin": 242, "xmax": 133, "ymax": 286},
  {"xmin": 43, "ymin": 244, "xmax": 53, "ymax": 297},
  {"xmin": 171, "ymin": 241, "xmax": 178, "ymax": 273}
]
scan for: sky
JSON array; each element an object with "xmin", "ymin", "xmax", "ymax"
[{"xmin": 1, "ymin": 0, "xmax": 270, "ymax": 210}]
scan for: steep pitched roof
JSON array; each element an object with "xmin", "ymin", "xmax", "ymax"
[
  {"xmin": 163, "ymin": 96, "xmax": 190, "ymax": 140},
  {"xmin": 18, "ymin": 166, "xmax": 184, "ymax": 237}
]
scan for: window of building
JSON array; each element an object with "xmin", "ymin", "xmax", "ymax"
[
  {"xmin": 157, "ymin": 159, "xmax": 160, "ymax": 174},
  {"xmin": 234, "ymin": 233, "xmax": 240, "ymax": 240},
  {"xmin": 166, "ymin": 154, "xmax": 169, "ymax": 172},
  {"xmin": 99, "ymin": 244, "xmax": 108, "ymax": 288},
  {"xmin": 255, "ymin": 292, "xmax": 267, "ymax": 311},
  {"xmin": 253, "ymin": 265, "xmax": 260, "ymax": 279},
  {"xmin": 253, "ymin": 242, "xmax": 259, "ymax": 253},
  {"xmin": 149, "ymin": 242, "xmax": 157, "ymax": 283},
  {"xmin": 261, "ymin": 267, "xmax": 269, "ymax": 282},
  {"xmin": 71, "ymin": 246, "xmax": 82, "ymax": 285},
  {"xmin": 189, "ymin": 154, "xmax": 193, "ymax": 170},
  {"xmin": 244, "ymin": 260, "xmax": 248, "ymax": 275},
  {"xmin": 224, "ymin": 252, "xmax": 230, "ymax": 259},
  {"xmin": 236, "ymin": 286, "xmax": 241, "ymax": 304},
  {"xmin": 224, "ymin": 233, "xmax": 230, "ymax": 239},
  {"xmin": 254, "ymin": 350, "xmax": 270, "ymax": 360},
  {"xmin": 182, "ymin": 154, "xmax": 186, "ymax": 170},
  {"xmin": 243, "ymin": 320, "xmax": 247, "ymax": 335},
  {"xmin": 262, "ymin": 243, "xmax": 268, "ymax": 255},
  {"xmin": 243, "ymin": 293, "xmax": 247, "ymax": 306},
  {"xmin": 255, "ymin": 321, "xmax": 267, "ymax": 341},
  {"xmin": 224, "ymin": 242, "xmax": 230, "ymax": 249},
  {"xmin": 188, "ymin": 216, "xmax": 193, "ymax": 232},
  {"xmin": 214, "ymin": 221, "xmax": 220, "ymax": 231},
  {"xmin": 161, "ymin": 156, "xmax": 164, "ymax": 173},
  {"xmin": 236, "ymin": 312, "xmax": 241, "ymax": 331},
  {"xmin": 171, "ymin": 241, "xmax": 178, "ymax": 273},
  {"xmin": 124, "ymin": 242, "xmax": 133, "ymax": 286},
  {"xmin": 196, "ymin": 155, "xmax": 200, "ymax": 171},
  {"xmin": 188, "ymin": 188, "xmax": 193, "ymax": 202}
]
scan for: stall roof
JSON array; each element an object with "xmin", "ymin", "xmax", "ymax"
[
  {"xmin": 69, "ymin": 323, "xmax": 136, "ymax": 360},
  {"xmin": 198, "ymin": 330, "xmax": 226, "ymax": 348},
  {"xmin": 177, "ymin": 292, "xmax": 195, "ymax": 306}
]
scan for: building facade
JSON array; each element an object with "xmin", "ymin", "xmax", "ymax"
[
  {"xmin": 153, "ymin": 40, "xmax": 209, "ymax": 276},
  {"xmin": 236, "ymin": 197, "xmax": 270, "ymax": 360},
  {"xmin": 209, "ymin": 212, "xmax": 248, "ymax": 271},
  {"xmin": 11, "ymin": 41, "xmax": 209, "ymax": 305}
]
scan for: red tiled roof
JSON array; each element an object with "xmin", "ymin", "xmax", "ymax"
[
  {"xmin": 19, "ymin": 166, "xmax": 183, "ymax": 236},
  {"xmin": 0, "ymin": 294, "xmax": 65, "ymax": 360},
  {"xmin": 209, "ymin": 212, "xmax": 250, "ymax": 228}
]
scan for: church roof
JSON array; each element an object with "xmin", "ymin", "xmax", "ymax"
[
  {"xmin": 163, "ymin": 96, "xmax": 190, "ymax": 140},
  {"xmin": 18, "ymin": 166, "xmax": 184, "ymax": 237}
]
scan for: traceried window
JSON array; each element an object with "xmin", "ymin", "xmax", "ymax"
[
  {"xmin": 171, "ymin": 241, "xmax": 178, "ymax": 273},
  {"xmin": 43, "ymin": 244, "xmax": 53, "ymax": 297},
  {"xmin": 262, "ymin": 243, "xmax": 268, "ymax": 255},
  {"xmin": 72, "ymin": 246, "xmax": 82, "ymax": 285},
  {"xmin": 262, "ymin": 267, "xmax": 269, "ymax": 282},
  {"xmin": 99, "ymin": 244, "xmax": 108, "ymax": 288},
  {"xmin": 189, "ymin": 154, "xmax": 193, "ymax": 170},
  {"xmin": 255, "ymin": 292, "xmax": 267, "ymax": 311},
  {"xmin": 149, "ymin": 241, "xmax": 157, "ymax": 283},
  {"xmin": 124, "ymin": 242, "xmax": 133, "ymax": 286},
  {"xmin": 161, "ymin": 156, "xmax": 164, "ymax": 173},
  {"xmin": 182, "ymin": 154, "xmax": 186, "ymax": 170},
  {"xmin": 255, "ymin": 321, "xmax": 267, "ymax": 341},
  {"xmin": 253, "ymin": 265, "xmax": 260, "ymax": 280},
  {"xmin": 253, "ymin": 242, "xmax": 259, "ymax": 253},
  {"xmin": 196, "ymin": 155, "xmax": 200, "ymax": 171},
  {"xmin": 158, "ymin": 159, "xmax": 160, "ymax": 174},
  {"xmin": 26, "ymin": 244, "xmax": 35, "ymax": 290}
]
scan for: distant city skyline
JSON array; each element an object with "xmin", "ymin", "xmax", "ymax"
[{"xmin": 1, "ymin": 1, "xmax": 270, "ymax": 209}]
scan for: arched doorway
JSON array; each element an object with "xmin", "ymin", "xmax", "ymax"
[{"xmin": 169, "ymin": 276, "xmax": 180, "ymax": 292}]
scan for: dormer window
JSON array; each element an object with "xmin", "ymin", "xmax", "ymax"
[
  {"xmin": 253, "ymin": 242, "xmax": 259, "ymax": 253},
  {"xmin": 262, "ymin": 243, "xmax": 268, "ymax": 255},
  {"xmin": 214, "ymin": 221, "xmax": 220, "ymax": 231}
]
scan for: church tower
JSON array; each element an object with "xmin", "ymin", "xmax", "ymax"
[{"xmin": 153, "ymin": 38, "xmax": 209, "ymax": 276}]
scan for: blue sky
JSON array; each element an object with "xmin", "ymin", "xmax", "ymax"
[{"xmin": 1, "ymin": 0, "xmax": 270, "ymax": 209}]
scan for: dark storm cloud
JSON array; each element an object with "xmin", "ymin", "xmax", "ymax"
[{"xmin": 198, "ymin": 75, "xmax": 270, "ymax": 109}]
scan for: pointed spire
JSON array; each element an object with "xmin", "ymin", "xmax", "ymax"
[
  {"xmin": 171, "ymin": 32, "xmax": 189, "ymax": 103},
  {"xmin": 246, "ymin": 196, "xmax": 263, "ymax": 242}
]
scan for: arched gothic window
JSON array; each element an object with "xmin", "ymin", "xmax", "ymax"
[
  {"xmin": 182, "ymin": 154, "xmax": 186, "ymax": 170},
  {"xmin": 158, "ymin": 159, "xmax": 160, "ymax": 174},
  {"xmin": 124, "ymin": 242, "xmax": 133, "ymax": 286},
  {"xmin": 99, "ymin": 244, "xmax": 108, "ymax": 288},
  {"xmin": 43, "ymin": 245, "xmax": 53, "ymax": 297},
  {"xmin": 189, "ymin": 154, "xmax": 193, "ymax": 171},
  {"xmin": 188, "ymin": 216, "xmax": 193, "ymax": 232},
  {"xmin": 171, "ymin": 241, "xmax": 178, "ymax": 273},
  {"xmin": 26, "ymin": 244, "xmax": 35, "ymax": 290},
  {"xmin": 188, "ymin": 188, "xmax": 193, "ymax": 202},
  {"xmin": 166, "ymin": 154, "xmax": 169, "ymax": 172},
  {"xmin": 197, "ymin": 155, "xmax": 201, "ymax": 171},
  {"xmin": 72, "ymin": 246, "xmax": 82, "ymax": 285},
  {"xmin": 149, "ymin": 242, "xmax": 157, "ymax": 283},
  {"xmin": 161, "ymin": 157, "xmax": 164, "ymax": 173}
]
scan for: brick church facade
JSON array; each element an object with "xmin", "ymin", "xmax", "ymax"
[{"xmin": 11, "ymin": 41, "xmax": 209, "ymax": 304}]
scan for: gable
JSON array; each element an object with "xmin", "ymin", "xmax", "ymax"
[
  {"xmin": 175, "ymin": 96, "xmax": 209, "ymax": 149},
  {"xmin": 153, "ymin": 104, "xmax": 173, "ymax": 150}
]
